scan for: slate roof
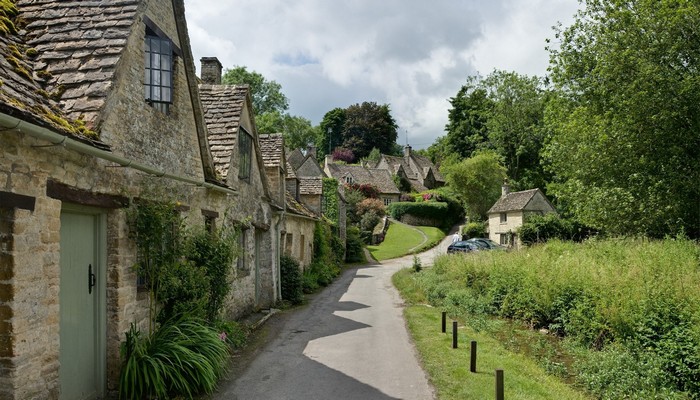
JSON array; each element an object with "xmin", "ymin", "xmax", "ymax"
[
  {"xmin": 285, "ymin": 161, "xmax": 297, "ymax": 179},
  {"xmin": 0, "ymin": 1, "xmax": 139, "ymax": 144},
  {"xmin": 377, "ymin": 153, "xmax": 444, "ymax": 191},
  {"xmin": 411, "ymin": 153, "xmax": 445, "ymax": 182},
  {"xmin": 287, "ymin": 148, "xmax": 305, "ymax": 170},
  {"xmin": 285, "ymin": 190, "xmax": 318, "ymax": 219},
  {"xmin": 326, "ymin": 164, "xmax": 400, "ymax": 195},
  {"xmin": 259, "ymin": 133, "xmax": 284, "ymax": 168},
  {"xmin": 488, "ymin": 189, "xmax": 544, "ymax": 213},
  {"xmin": 198, "ymin": 84, "xmax": 249, "ymax": 178},
  {"xmin": 298, "ymin": 177, "xmax": 323, "ymax": 195}
]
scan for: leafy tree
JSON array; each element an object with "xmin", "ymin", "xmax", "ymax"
[
  {"xmin": 222, "ymin": 66, "xmax": 288, "ymax": 115},
  {"xmin": 444, "ymin": 151, "xmax": 507, "ymax": 221},
  {"xmin": 342, "ymin": 102, "xmax": 398, "ymax": 160},
  {"xmin": 257, "ymin": 111, "xmax": 319, "ymax": 149},
  {"xmin": 545, "ymin": 0, "xmax": 700, "ymax": 238},
  {"xmin": 481, "ymin": 71, "xmax": 549, "ymax": 190},
  {"xmin": 444, "ymin": 72, "xmax": 549, "ymax": 190},
  {"xmin": 445, "ymin": 77, "xmax": 492, "ymax": 159},
  {"xmin": 318, "ymin": 108, "xmax": 346, "ymax": 158}
]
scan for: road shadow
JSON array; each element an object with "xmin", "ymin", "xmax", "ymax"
[{"xmin": 216, "ymin": 265, "xmax": 402, "ymax": 400}]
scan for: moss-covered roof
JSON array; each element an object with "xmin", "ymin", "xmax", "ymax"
[{"xmin": 0, "ymin": 0, "xmax": 139, "ymax": 143}]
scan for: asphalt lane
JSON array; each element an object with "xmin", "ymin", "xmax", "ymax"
[{"xmin": 215, "ymin": 235, "xmax": 455, "ymax": 400}]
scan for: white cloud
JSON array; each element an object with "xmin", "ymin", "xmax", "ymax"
[{"xmin": 184, "ymin": 0, "xmax": 580, "ymax": 149}]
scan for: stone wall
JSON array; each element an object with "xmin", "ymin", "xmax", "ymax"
[{"xmin": 283, "ymin": 216, "xmax": 315, "ymax": 269}]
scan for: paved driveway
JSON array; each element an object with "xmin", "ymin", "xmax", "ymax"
[{"xmin": 214, "ymin": 236, "xmax": 456, "ymax": 400}]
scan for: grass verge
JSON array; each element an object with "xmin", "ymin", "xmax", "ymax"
[{"xmin": 394, "ymin": 269, "xmax": 591, "ymax": 400}]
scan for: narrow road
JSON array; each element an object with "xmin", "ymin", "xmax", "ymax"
[{"xmin": 215, "ymin": 231, "xmax": 457, "ymax": 399}]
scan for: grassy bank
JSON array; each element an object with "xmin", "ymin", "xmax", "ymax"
[
  {"xmin": 368, "ymin": 221, "xmax": 445, "ymax": 261},
  {"xmin": 395, "ymin": 238, "xmax": 700, "ymax": 398},
  {"xmin": 394, "ymin": 271, "xmax": 590, "ymax": 399}
]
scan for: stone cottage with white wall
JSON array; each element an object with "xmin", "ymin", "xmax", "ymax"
[
  {"xmin": 487, "ymin": 183, "xmax": 557, "ymax": 248},
  {"xmin": 0, "ymin": 2, "xmax": 277, "ymax": 399}
]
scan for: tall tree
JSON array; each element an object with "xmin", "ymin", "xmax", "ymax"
[
  {"xmin": 257, "ymin": 111, "xmax": 319, "ymax": 150},
  {"xmin": 481, "ymin": 71, "xmax": 548, "ymax": 190},
  {"xmin": 342, "ymin": 102, "xmax": 398, "ymax": 160},
  {"xmin": 546, "ymin": 0, "xmax": 700, "ymax": 238},
  {"xmin": 318, "ymin": 108, "xmax": 346, "ymax": 158},
  {"xmin": 444, "ymin": 151, "xmax": 507, "ymax": 221},
  {"xmin": 222, "ymin": 66, "xmax": 289, "ymax": 115},
  {"xmin": 445, "ymin": 77, "xmax": 492, "ymax": 159}
]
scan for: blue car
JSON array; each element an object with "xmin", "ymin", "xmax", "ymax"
[
  {"xmin": 447, "ymin": 240, "xmax": 480, "ymax": 254},
  {"xmin": 465, "ymin": 238, "xmax": 506, "ymax": 250}
]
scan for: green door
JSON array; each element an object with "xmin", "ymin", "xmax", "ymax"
[{"xmin": 59, "ymin": 209, "xmax": 105, "ymax": 400}]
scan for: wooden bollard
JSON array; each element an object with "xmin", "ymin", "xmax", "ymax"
[
  {"xmin": 441, "ymin": 311, "xmax": 446, "ymax": 333},
  {"xmin": 496, "ymin": 369, "xmax": 504, "ymax": 400},
  {"xmin": 470, "ymin": 341, "xmax": 477, "ymax": 373},
  {"xmin": 452, "ymin": 321, "xmax": 458, "ymax": 348}
]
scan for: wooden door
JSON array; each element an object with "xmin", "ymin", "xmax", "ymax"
[{"xmin": 59, "ymin": 209, "xmax": 105, "ymax": 400}]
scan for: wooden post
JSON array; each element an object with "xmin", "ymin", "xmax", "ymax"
[
  {"xmin": 452, "ymin": 321, "xmax": 458, "ymax": 349},
  {"xmin": 470, "ymin": 341, "xmax": 477, "ymax": 373},
  {"xmin": 496, "ymin": 369, "xmax": 504, "ymax": 400},
  {"xmin": 441, "ymin": 311, "xmax": 446, "ymax": 333}
]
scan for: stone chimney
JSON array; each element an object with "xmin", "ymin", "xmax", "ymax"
[
  {"xmin": 501, "ymin": 179, "xmax": 510, "ymax": 197},
  {"xmin": 200, "ymin": 57, "xmax": 222, "ymax": 84},
  {"xmin": 403, "ymin": 144, "xmax": 412, "ymax": 158},
  {"xmin": 306, "ymin": 145, "xmax": 317, "ymax": 159},
  {"xmin": 324, "ymin": 155, "xmax": 333, "ymax": 168}
]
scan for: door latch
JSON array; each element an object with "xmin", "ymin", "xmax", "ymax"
[{"xmin": 88, "ymin": 264, "xmax": 96, "ymax": 294}]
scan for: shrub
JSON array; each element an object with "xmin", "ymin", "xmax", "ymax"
[
  {"xmin": 119, "ymin": 317, "xmax": 229, "ymax": 399},
  {"xmin": 345, "ymin": 226, "xmax": 365, "ymax": 263},
  {"xmin": 156, "ymin": 260, "xmax": 210, "ymax": 323},
  {"xmin": 280, "ymin": 255, "xmax": 303, "ymax": 305},
  {"xmin": 360, "ymin": 210, "xmax": 381, "ymax": 233},
  {"xmin": 302, "ymin": 221, "xmax": 342, "ymax": 291},
  {"xmin": 518, "ymin": 213, "xmax": 598, "ymax": 245},
  {"xmin": 462, "ymin": 221, "xmax": 487, "ymax": 238},
  {"xmin": 356, "ymin": 197, "xmax": 385, "ymax": 217},
  {"xmin": 333, "ymin": 147, "xmax": 354, "ymax": 163},
  {"xmin": 345, "ymin": 183, "xmax": 381, "ymax": 199},
  {"xmin": 412, "ymin": 255, "xmax": 422, "ymax": 273}
]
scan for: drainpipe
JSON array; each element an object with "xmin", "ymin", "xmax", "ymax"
[
  {"xmin": 0, "ymin": 113, "xmax": 237, "ymax": 196},
  {"xmin": 274, "ymin": 209, "xmax": 285, "ymax": 301}
]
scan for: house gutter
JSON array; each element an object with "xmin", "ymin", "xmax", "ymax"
[{"xmin": 0, "ymin": 113, "xmax": 237, "ymax": 196}]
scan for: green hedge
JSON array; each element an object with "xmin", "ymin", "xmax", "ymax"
[{"xmin": 387, "ymin": 201, "xmax": 448, "ymax": 221}]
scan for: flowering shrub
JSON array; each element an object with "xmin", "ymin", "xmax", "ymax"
[
  {"xmin": 332, "ymin": 147, "xmax": 355, "ymax": 163},
  {"xmin": 356, "ymin": 198, "xmax": 385, "ymax": 217}
]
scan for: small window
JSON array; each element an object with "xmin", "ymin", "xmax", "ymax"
[
  {"xmin": 500, "ymin": 212, "xmax": 507, "ymax": 223},
  {"xmin": 238, "ymin": 128, "xmax": 252, "ymax": 181},
  {"xmin": 383, "ymin": 198, "xmax": 392, "ymax": 206},
  {"xmin": 300, "ymin": 234, "xmax": 305, "ymax": 261},
  {"xmin": 345, "ymin": 176, "xmax": 353, "ymax": 184},
  {"xmin": 237, "ymin": 229, "xmax": 247, "ymax": 270},
  {"xmin": 500, "ymin": 233, "xmax": 509, "ymax": 246},
  {"xmin": 144, "ymin": 28, "xmax": 174, "ymax": 113},
  {"xmin": 285, "ymin": 233, "xmax": 293, "ymax": 255}
]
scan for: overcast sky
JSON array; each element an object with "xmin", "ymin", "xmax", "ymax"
[{"xmin": 184, "ymin": 1, "xmax": 580, "ymax": 150}]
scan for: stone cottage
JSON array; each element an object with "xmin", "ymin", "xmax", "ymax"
[
  {"xmin": 0, "ymin": 2, "xmax": 277, "ymax": 399},
  {"xmin": 487, "ymin": 182, "xmax": 557, "ymax": 248},
  {"xmin": 324, "ymin": 156, "xmax": 401, "ymax": 206},
  {"xmin": 259, "ymin": 134, "xmax": 318, "ymax": 269},
  {"xmin": 374, "ymin": 145, "xmax": 445, "ymax": 192},
  {"xmin": 198, "ymin": 58, "xmax": 279, "ymax": 318}
]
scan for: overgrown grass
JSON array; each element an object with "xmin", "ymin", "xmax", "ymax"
[
  {"xmin": 394, "ymin": 271, "xmax": 590, "ymax": 399},
  {"xmin": 398, "ymin": 238, "xmax": 700, "ymax": 398}
]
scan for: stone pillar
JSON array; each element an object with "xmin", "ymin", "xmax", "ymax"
[{"xmin": 200, "ymin": 57, "xmax": 222, "ymax": 85}]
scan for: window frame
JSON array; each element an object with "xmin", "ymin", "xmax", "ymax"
[
  {"xmin": 143, "ymin": 17, "xmax": 182, "ymax": 114},
  {"xmin": 238, "ymin": 127, "xmax": 253, "ymax": 182},
  {"xmin": 500, "ymin": 212, "xmax": 508, "ymax": 224}
]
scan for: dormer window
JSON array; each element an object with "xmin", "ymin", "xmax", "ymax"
[
  {"xmin": 345, "ymin": 176, "xmax": 353, "ymax": 184},
  {"xmin": 144, "ymin": 23, "xmax": 174, "ymax": 114}
]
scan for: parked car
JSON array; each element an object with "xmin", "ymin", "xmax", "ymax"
[
  {"xmin": 465, "ymin": 238, "xmax": 506, "ymax": 250},
  {"xmin": 447, "ymin": 240, "xmax": 480, "ymax": 254}
]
